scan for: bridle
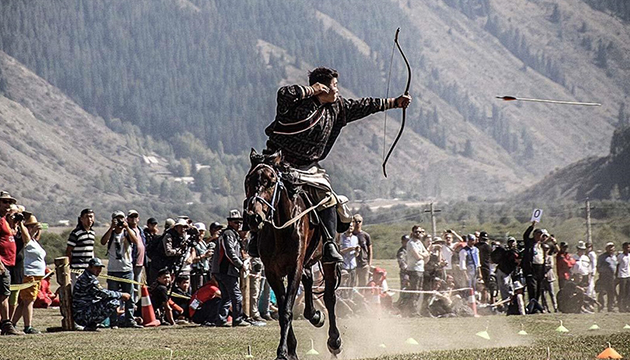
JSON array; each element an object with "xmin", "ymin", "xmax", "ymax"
[
  {"xmin": 245, "ymin": 162, "xmax": 331, "ymax": 231},
  {"xmin": 246, "ymin": 163, "xmax": 281, "ymax": 226}
]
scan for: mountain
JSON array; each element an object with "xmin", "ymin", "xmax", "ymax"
[
  {"xmin": 517, "ymin": 125, "xmax": 630, "ymax": 201},
  {"xmin": 0, "ymin": 51, "xmax": 242, "ymax": 222},
  {"xmin": 0, "ymin": 0, "xmax": 628, "ymax": 203}
]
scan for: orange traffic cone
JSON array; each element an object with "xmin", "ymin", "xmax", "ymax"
[
  {"xmin": 141, "ymin": 285, "xmax": 161, "ymax": 327},
  {"xmin": 597, "ymin": 342, "xmax": 623, "ymax": 359}
]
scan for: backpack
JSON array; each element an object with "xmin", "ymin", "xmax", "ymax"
[
  {"xmin": 146, "ymin": 233, "xmax": 166, "ymax": 260},
  {"xmin": 490, "ymin": 246, "xmax": 506, "ymax": 264}
]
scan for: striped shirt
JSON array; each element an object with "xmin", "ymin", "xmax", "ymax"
[{"xmin": 67, "ymin": 225, "xmax": 96, "ymax": 269}]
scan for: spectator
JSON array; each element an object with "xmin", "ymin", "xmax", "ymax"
[
  {"xmin": 247, "ymin": 233, "xmax": 265, "ymax": 322},
  {"xmin": 475, "ymin": 232, "xmax": 493, "ymax": 303},
  {"xmin": 522, "ymin": 222, "xmax": 548, "ymax": 302},
  {"xmin": 162, "ymin": 219, "xmax": 190, "ymax": 273},
  {"xmin": 352, "ymin": 214, "xmax": 372, "ymax": 288},
  {"xmin": 396, "ymin": 235, "xmax": 410, "ymax": 289},
  {"xmin": 148, "ymin": 218, "xmax": 187, "ymax": 285},
  {"xmin": 440, "ymin": 230, "xmax": 459, "ymax": 276},
  {"xmin": 171, "ymin": 275, "xmax": 191, "ymax": 321},
  {"xmin": 149, "ymin": 268, "xmax": 175, "ymax": 326},
  {"xmin": 189, "ymin": 279, "xmax": 222, "ymax": 326},
  {"xmin": 339, "ymin": 222, "xmax": 358, "ymax": 299},
  {"xmin": 211, "ymin": 210, "xmax": 249, "ymax": 327},
  {"xmin": 12, "ymin": 214, "xmax": 45, "ymax": 334},
  {"xmin": 190, "ymin": 222, "xmax": 213, "ymax": 293},
  {"xmin": 73, "ymin": 258, "xmax": 131, "ymax": 331},
  {"xmin": 556, "ymin": 242, "xmax": 575, "ymax": 290},
  {"xmin": 571, "ymin": 241, "xmax": 591, "ymax": 288},
  {"xmin": 617, "ymin": 242, "xmax": 630, "ymax": 312},
  {"xmin": 494, "ymin": 237, "xmax": 519, "ymax": 301},
  {"xmin": 586, "ymin": 242, "xmax": 597, "ymax": 297},
  {"xmin": 100, "ymin": 211, "xmax": 142, "ymax": 328},
  {"xmin": 540, "ymin": 245, "xmax": 557, "ymax": 313},
  {"xmin": 206, "ymin": 222, "xmax": 224, "ymax": 274},
  {"xmin": 66, "ymin": 209, "xmax": 96, "ymax": 286},
  {"xmin": 405, "ymin": 225, "xmax": 429, "ymax": 317},
  {"xmin": 143, "ymin": 217, "xmax": 159, "ymax": 280},
  {"xmin": 596, "ymin": 242, "xmax": 617, "ymax": 312},
  {"xmin": 0, "ymin": 191, "xmax": 22, "ymax": 335},
  {"xmin": 459, "ymin": 234, "xmax": 481, "ymax": 293},
  {"xmin": 127, "ymin": 210, "xmax": 146, "ymax": 304}
]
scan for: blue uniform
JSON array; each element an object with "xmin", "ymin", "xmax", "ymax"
[{"xmin": 72, "ymin": 269, "xmax": 122, "ymax": 327}]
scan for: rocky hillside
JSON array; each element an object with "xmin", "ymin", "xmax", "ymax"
[
  {"xmin": 517, "ymin": 126, "xmax": 630, "ymax": 201},
  {"xmin": 0, "ymin": 0, "xmax": 628, "ymax": 205}
]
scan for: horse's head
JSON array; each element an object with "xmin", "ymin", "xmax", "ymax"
[{"xmin": 244, "ymin": 149, "xmax": 282, "ymax": 231}]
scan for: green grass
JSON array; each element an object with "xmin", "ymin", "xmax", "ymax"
[{"xmin": 1, "ymin": 307, "xmax": 629, "ymax": 359}]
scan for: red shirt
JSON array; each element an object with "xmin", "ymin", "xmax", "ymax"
[
  {"xmin": 0, "ymin": 217, "xmax": 17, "ymax": 266},
  {"xmin": 556, "ymin": 252, "xmax": 576, "ymax": 281},
  {"xmin": 189, "ymin": 283, "xmax": 219, "ymax": 318}
]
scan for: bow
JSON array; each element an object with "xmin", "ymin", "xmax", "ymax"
[{"xmin": 382, "ymin": 28, "xmax": 411, "ymax": 178}]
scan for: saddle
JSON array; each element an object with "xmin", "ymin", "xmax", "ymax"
[{"xmin": 278, "ymin": 163, "xmax": 353, "ymax": 225}]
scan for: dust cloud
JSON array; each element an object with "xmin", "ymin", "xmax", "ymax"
[{"xmin": 298, "ymin": 312, "xmax": 531, "ymax": 359}]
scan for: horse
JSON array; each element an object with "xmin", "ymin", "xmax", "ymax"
[{"xmin": 244, "ymin": 149, "xmax": 342, "ymax": 360}]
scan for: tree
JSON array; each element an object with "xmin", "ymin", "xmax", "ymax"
[
  {"xmin": 463, "ymin": 139, "xmax": 474, "ymax": 158},
  {"xmin": 550, "ymin": 4, "xmax": 561, "ymax": 23}
]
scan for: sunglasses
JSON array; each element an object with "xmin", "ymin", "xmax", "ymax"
[
  {"xmin": 0, "ymin": 200, "xmax": 13, "ymax": 204},
  {"xmin": 354, "ymin": 220, "xmax": 362, "ymax": 223}
]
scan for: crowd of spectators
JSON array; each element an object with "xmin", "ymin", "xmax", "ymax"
[
  {"xmin": 394, "ymin": 221, "xmax": 630, "ymax": 317},
  {"xmin": 1, "ymin": 187, "xmax": 629, "ymax": 335}
]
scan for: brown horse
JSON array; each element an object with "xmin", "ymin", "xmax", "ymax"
[{"xmin": 244, "ymin": 149, "xmax": 342, "ymax": 360}]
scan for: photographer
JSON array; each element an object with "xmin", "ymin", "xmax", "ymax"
[
  {"xmin": 0, "ymin": 191, "xmax": 24, "ymax": 335},
  {"xmin": 100, "ymin": 211, "xmax": 142, "ymax": 328},
  {"xmin": 189, "ymin": 222, "xmax": 213, "ymax": 292}
]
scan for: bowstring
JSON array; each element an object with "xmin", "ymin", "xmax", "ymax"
[{"xmin": 383, "ymin": 40, "xmax": 397, "ymax": 163}]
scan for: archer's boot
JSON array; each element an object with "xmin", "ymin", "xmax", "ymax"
[
  {"xmin": 322, "ymin": 240, "xmax": 344, "ymax": 264},
  {"xmin": 248, "ymin": 232, "xmax": 259, "ymax": 258}
]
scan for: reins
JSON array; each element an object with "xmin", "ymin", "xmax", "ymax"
[{"xmin": 246, "ymin": 162, "xmax": 331, "ymax": 231}]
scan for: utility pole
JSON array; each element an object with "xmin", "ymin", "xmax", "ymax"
[
  {"xmin": 424, "ymin": 202, "xmax": 441, "ymax": 237},
  {"xmin": 585, "ymin": 198, "xmax": 592, "ymax": 244}
]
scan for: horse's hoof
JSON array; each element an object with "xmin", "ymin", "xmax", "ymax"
[
  {"xmin": 309, "ymin": 310, "xmax": 325, "ymax": 328},
  {"xmin": 327, "ymin": 337, "xmax": 342, "ymax": 356}
]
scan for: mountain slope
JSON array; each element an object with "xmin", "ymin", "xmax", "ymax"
[
  {"xmin": 517, "ymin": 126, "xmax": 630, "ymax": 201},
  {"xmin": 0, "ymin": 0, "xmax": 628, "ymax": 201}
]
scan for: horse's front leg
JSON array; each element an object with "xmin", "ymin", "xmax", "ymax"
[
  {"xmin": 322, "ymin": 263, "xmax": 342, "ymax": 357},
  {"xmin": 302, "ymin": 266, "xmax": 325, "ymax": 328},
  {"xmin": 266, "ymin": 272, "xmax": 291, "ymax": 360},
  {"xmin": 283, "ymin": 265, "xmax": 303, "ymax": 360}
]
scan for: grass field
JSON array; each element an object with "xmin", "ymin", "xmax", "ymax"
[
  {"xmin": 2, "ymin": 260, "xmax": 629, "ymax": 359},
  {"xmin": 0, "ymin": 308, "xmax": 629, "ymax": 359}
]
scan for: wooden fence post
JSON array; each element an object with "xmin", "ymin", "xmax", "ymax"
[{"xmin": 54, "ymin": 256, "xmax": 74, "ymax": 330}]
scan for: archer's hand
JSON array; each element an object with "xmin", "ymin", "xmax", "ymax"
[
  {"xmin": 311, "ymin": 82, "xmax": 329, "ymax": 95},
  {"xmin": 395, "ymin": 94, "xmax": 412, "ymax": 108}
]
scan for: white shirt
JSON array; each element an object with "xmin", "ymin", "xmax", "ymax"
[
  {"xmin": 340, "ymin": 233, "xmax": 358, "ymax": 271},
  {"xmin": 617, "ymin": 252, "xmax": 630, "ymax": 279},
  {"xmin": 571, "ymin": 254, "xmax": 591, "ymax": 276},
  {"xmin": 406, "ymin": 239, "xmax": 428, "ymax": 272},
  {"xmin": 441, "ymin": 244, "xmax": 453, "ymax": 270}
]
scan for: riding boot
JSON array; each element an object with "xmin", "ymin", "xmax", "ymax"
[
  {"xmin": 322, "ymin": 239, "xmax": 344, "ymax": 264},
  {"xmin": 318, "ymin": 207, "xmax": 344, "ymax": 264},
  {"xmin": 248, "ymin": 232, "xmax": 259, "ymax": 258}
]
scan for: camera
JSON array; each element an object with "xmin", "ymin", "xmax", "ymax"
[
  {"xmin": 187, "ymin": 226, "xmax": 200, "ymax": 237},
  {"xmin": 117, "ymin": 219, "xmax": 124, "ymax": 227},
  {"xmin": 12, "ymin": 213, "xmax": 24, "ymax": 222}
]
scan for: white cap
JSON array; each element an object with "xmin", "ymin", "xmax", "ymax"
[{"xmin": 194, "ymin": 222, "xmax": 206, "ymax": 232}]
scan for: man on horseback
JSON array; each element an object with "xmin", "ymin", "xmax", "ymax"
[{"xmin": 250, "ymin": 67, "xmax": 411, "ymax": 264}]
